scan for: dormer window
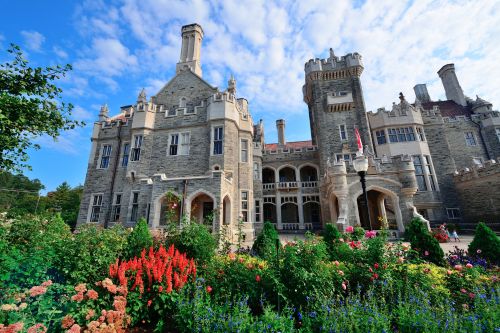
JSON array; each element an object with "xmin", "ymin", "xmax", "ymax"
[{"xmin": 179, "ymin": 97, "xmax": 187, "ymax": 108}]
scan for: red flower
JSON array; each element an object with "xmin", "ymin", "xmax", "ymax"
[
  {"xmin": 255, "ymin": 275, "xmax": 261, "ymax": 282},
  {"xmin": 374, "ymin": 263, "xmax": 379, "ymax": 269},
  {"xmin": 372, "ymin": 273, "xmax": 379, "ymax": 279},
  {"xmin": 206, "ymin": 286, "xmax": 213, "ymax": 293},
  {"xmin": 147, "ymin": 300, "xmax": 152, "ymax": 307},
  {"xmin": 159, "ymin": 286, "xmax": 163, "ymax": 292}
]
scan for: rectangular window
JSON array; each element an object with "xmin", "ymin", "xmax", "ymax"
[
  {"xmin": 90, "ymin": 194, "xmax": 103, "ymax": 222},
  {"xmin": 388, "ymin": 128, "xmax": 398, "ymax": 142},
  {"xmin": 167, "ymin": 108, "xmax": 176, "ymax": 117},
  {"xmin": 112, "ymin": 194, "xmax": 122, "ymax": 222},
  {"xmin": 169, "ymin": 134, "xmax": 179, "ymax": 155},
  {"xmin": 339, "ymin": 125, "xmax": 347, "ymax": 141},
  {"xmin": 417, "ymin": 127, "xmax": 425, "ymax": 141},
  {"xmin": 180, "ymin": 132, "xmax": 190, "ymax": 155},
  {"xmin": 496, "ymin": 128, "xmax": 500, "ymax": 142},
  {"xmin": 464, "ymin": 132, "xmax": 477, "ymax": 146},
  {"xmin": 99, "ymin": 145, "xmax": 112, "ymax": 169},
  {"xmin": 241, "ymin": 139, "xmax": 248, "ymax": 162},
  {"xmin": 130, "ymin": 192, "xmax": 139, "ymax": 222},
  {"xmin": 446, "ymin": 208, "xmax": 461, "ymax": 219},
  {"xmin": 413, "ymin": 155, "xmax": 427, "ymax": 191},
  {"xmin": 397, "ymin": 128, "xmax": 407, "ymax": 142},
  {"xmin": 405, "ymin": 127, "xmax": 415, "ymax": 141},
  {"xmin": 424, "ymin": 156, "xmax": 436, "ymax": 191},
  {"xmin": 131, "ymin": 135, "xmax": 143, "ymax": 161},
  {"xmin": 255, "ymin": 200, "xmax": 261, "ymax": 223},
  {"xmin": 241, "ymin": 191, "xmax": 248, "ymax": 222},
  {"xmin": 253, "ymin": 162, "xmax": 260, "ymax": 180},
  {"xmin": 213, "ymin": 127, "xmax": 223, "ymax": 155},
  {"xmin": 122, "ymin": 143, "xmax": 130, "ymax": 167},
  {"xmin": 376, "ymin": 130, "xmax": 387, "ymax": 145}
]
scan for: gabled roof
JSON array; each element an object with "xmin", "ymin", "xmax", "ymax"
[
  {"xmin": 265, "ymin": 140, "xmax": 314, "ymax": 150},
  {"xmin": 154, "ymin": 69, "xmax": 217, "ymax": 98}
]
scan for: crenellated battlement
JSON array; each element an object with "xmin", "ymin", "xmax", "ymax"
[
  {"xmin": 453, "ymin": 158, "xmax": 500, "ymax": 183},
  {"xmin": 304, "ymin": 50, "xmax": 364, "ymax": 77}
]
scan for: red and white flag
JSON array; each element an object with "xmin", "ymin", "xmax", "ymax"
[{"xmin": 354, "ymin": 128, "xmax": 363, "ymax": 156}]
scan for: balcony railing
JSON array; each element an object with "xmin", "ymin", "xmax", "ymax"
[
  {"xmin": 262, "ymin": 181, "xmax": 318, "ymax": 191},
  {"xmin": 277, "ymin": 181, "xmax": 299, "ymax": 189},
  {"xmin": 263, "ymin": 183, "xmax": 275, "ymax": 190}
]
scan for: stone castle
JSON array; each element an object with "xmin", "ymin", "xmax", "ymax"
[{"xmin": 78, "ymin": 23, "xmax": 500, "ymax": 241}]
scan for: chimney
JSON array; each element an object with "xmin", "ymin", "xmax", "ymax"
[
  {"xmin": 276, "ymin": 119, "xmax": 286, "ymax": 146},
  {"xmin": 413, "ymin": 84, "xmax": 431, "ymax": 103},
  {"xmin": 176, "ymin": 23, "xmax": 204, "ymax": 77},
  {"xmin": 437, "ymin": 64, "xmax": 466, "ymax": 106}
]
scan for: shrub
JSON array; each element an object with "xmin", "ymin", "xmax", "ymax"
[
  {"xmin": 124, "ymin": 218, "xmax": 152, "ymax": 259},
  {"xmin": 252, "ymin": 221, "xmax": 279, "ymax": 261},
  {"xmin": 468, "ymin": 222, "xmax": 500, "ymax": 266},
  {"xmin": 167, "ymin": 222, "xmax": 217, "ymax": 266},
  {"xmin": 405, "ymin": 218, "xmax": 444, "ymax": 266},
  {"xmin": 56, "ymin": 224, "xmax": 128, "ymax": 284}
]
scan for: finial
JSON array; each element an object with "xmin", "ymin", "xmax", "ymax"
[
  {"xmin": 399, "ymin": 92, "xmax": 405, "ymax": 101},
  {"xmin": 98, "ymin": 104, "xmax": 109, "ymax": 121},
  {"xmin": 228, "ymin": 74, "xmax": 236, "ymax": 94},
  {"xmin": 137, "ymin": 88, "xmax": 147, "ymax": 102}
]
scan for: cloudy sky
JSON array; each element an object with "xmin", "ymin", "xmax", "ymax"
[{"xmin": 1, "ymin": 0, "xmax": 499, "ymax": 192}]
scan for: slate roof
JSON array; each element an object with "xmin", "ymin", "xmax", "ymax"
[{"xmin": 265, "ymin": 140, "xmax": 314, "ymax": 150}]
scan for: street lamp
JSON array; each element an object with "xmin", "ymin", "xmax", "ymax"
[{"xmin": 353, "ymin": 154, "xmax": 373, "ymax": 230}]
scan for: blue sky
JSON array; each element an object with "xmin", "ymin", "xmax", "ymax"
[{"xmin": 1, "ymin": 0, "xmax": 499, "ymax": 192}]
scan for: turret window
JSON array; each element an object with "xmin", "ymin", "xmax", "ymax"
[
  {"xmin": 464, "ymin": 132, "xmax": 477, "ymax": 146},
  {"xmin": 388, "ymin": 127, "xmax": 416, "ymax": 143},
  {"xmin": 413, "ymin": 155, "xmax": 427, "ymax": 191},
  {"xmin": 416, "ymin": 127, "xmax": 426, "ymax": 141},
  {"xmin": 213, "ymin": 127, "xmax": 223, "ymax": 155},
  {"xmin": 122, "ymin": 143, "xmax": 130, "ymax": 167},
  {"xmin": 241, "ymin": 139, "xmax": 248, "ymax": 162},
  {"xmin": 241, "ymin": 191, "xmax": 249, "ymax": 222},
  {"xmin": 131, "ymin": 135, "xmax": 143, "ymax": 161},
  {"xmin": 99, "ymin": 145, "xmax": 112, "ymax": 169}
]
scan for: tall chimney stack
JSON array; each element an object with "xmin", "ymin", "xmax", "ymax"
[
  {"xmin": 176, "ymin": 23, "xmax": 204, "ymax": 77},
  {"xmin": 413, "ymin": 84, "xmax": 431, "ymax": 103},
  {"xmin": 437, "ymin": 64, "xmax": 466, "ymax": 106},
  {"xmin": 276, "ymin": 119, "xmax": 286, "ymax": 146}
]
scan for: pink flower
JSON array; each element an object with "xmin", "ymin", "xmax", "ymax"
[
  {"xmin": 447, "ymin": 270, "xmax": 453, "ymax": 275},
  {"xmin": 337, "ymin": 270, "xmax": 344, "ymax": 276},
  {"xmin": 333, "ymin": 261, "xmax": 340, "ymax": 267},
  {"xmin": 365, "ymin": 230, "xmax": 376, "ymax": 238},
  {"xmin": 27, "ymin": 323, "xmax": 47, "ymax": 333},
  {"xmin": 469, "ymin": 292, "xmax": 475, "ymax": 299},
  {"xmin": 339, "ymin": 238, "xmax": 344, "ymax": 242},
  {"xmin": 7, "ymin": 322, "xmax": 24, "ymax": 333},
  {"xmin": 61, "ymin": 315, "xmax": 75, "ymax": 329},
  {"xmin": 346, "ymin": 226, "xmax": 354, "ymax": 233},
  {"xmin": 41, "ymin": 280, "xmax": 53, "ymax": 287},
  {"xmin": 29, "ymin": 286, "xmax": 47, "ymax": 297},
  {"xmin": 255, "ymin": 275, "xmax": 261, "ymax": 282},
  {"xmin": 71, "ymin": 292, "xmax": 84, "ymax": 302},
  {"xmin": 86, "ymin": 289, "xmax": 98, "ymax": 300},
  {"xmin": 460, "ymin": 288, "xmax": 467, "ymax": 293},
  {"xmin": 206, "ymin": 286, "xmax": 212, "ymax": 293},
  {"xmin": 454, "ymin": 264, "xmax": 463, "ymax": 271},
  {"xmin": 74, "ymin": 283, "xmax": 87, "ymax": 293},
  {"xmin": 466, "ymin": 263, "xmax": 473, "ymax": 269},
  {"xmin": 341, "ymin": 282, "xmax": 347, "ymax": 290},
  {"xmin": 66, "ymin": 324, "xmax": 81, "ymax": 333},
  {"xmin": 476, "ymin": 249, "xmax": 482, "ymax": 254},
  {"xmin": 147, "ymin": 300, "xmax": 152, "ymax": 307},
  {"xmin": 424, "ymin": 251, "xmax": 429, "ymax": 256}
]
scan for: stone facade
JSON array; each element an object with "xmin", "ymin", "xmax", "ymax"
[{"xmin": 78, "ymin": 24, "xmax": 500, "ymax": 241}]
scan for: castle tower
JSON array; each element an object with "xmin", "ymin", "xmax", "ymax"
[
  {"xmin": 176, "ymin": 23, "xmax": 204, "ymax": 77},
  {"xmin": 437, "ymin": 64, "xmax": 466, "ymax": 106},
  {"xmin": 303, "ymin": 51, "xmax": 373, "ymax": 173}
]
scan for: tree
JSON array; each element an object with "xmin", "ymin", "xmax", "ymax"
[
  {"xmin": 44, "ymin": 181, "xmax": 83, "ymax": 229},
  {"xmin": 0, "ymin": 170, "xmax": 44, "ymax": 215},
  {"xmin": 468, "ymin": 222, "xmax": 500, "ymax": 266},
  {"xmin": 0, "ymin": 44, "xmax": 83, "ymax": 172},
  {"xmin": 405, "ymin": 218, "xmax": 445, "ymax": 266}
]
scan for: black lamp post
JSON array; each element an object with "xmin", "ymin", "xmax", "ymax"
[{"xmin": 353, "ymin": 155, "xmax": 373, "ymax": 230}]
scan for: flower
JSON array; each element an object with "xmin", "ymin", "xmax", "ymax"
[
  {"xmin": 338, "ymin": 270, "xmax": 344, "ymax": 276},
  {"xmin": 345, "ymin": 226, "xmax": 354, "ymax": 233},
  {"xmin": 74, "ymin": 283, "xmax": 87, "ymax": 293},
  {"xmin": 29, "ymin": 286, "xmax": 47, "ymax": 297},
  {"xmin": 61, "ymin": 315, "xmax": 75, "ymax": 329},
  {"xmin": 341, "ymin": 282, "xmax": 347, "ymax": 290},
  {"xmin": 66, "ymin": 324, "xmax": 81, "ymax": 333},
  {"xmin": 454, "ymin": 264, "xmax": 463, "ymax": 271},
  {"xmin": 365, "ymin": 230, "xmax": 376, "ymax": 238},
  {"xmin": 1, "ymin": 304, "xmax": 13, "ymax": 311},
  {"xmin": 239, "ymin": 257, "xmax": 245, "ymax": 263},
  {"xmin": 18, "ymin": 303, "xmax": 27, "ymax": 310},
  {"xmin": 86, "ymin": 289, "xmax": 98, "ymax": 300},
  {"xmin": 27, "ymin": 323, "xmax": 47, "ymax": 333},
  {"xmin": 71, "ymin": 292, "xmax": 84, "ymax": 302},
  {"xmin": 255, "ymin": 275, "xmax": 261, "ymax": 282},
  {"xmin": 374, "ymin": 263, "xmax": 379, "ymax": 269},
  {"xmin": 460, "ymin": 288, "xmax": 467, "ymax": 293},
  {"xmin": 147, "ymin": 300, "xmax": 152, "ymax": 307},
  {"xmin": 41, "ymin": 280, "xmax": 53, "ymax": 287},
  {"xmin": 86, "ymin": 309, "xmax": 96, "ymax": 320},
  {"xmin": 466, "ymin": 263, "xmax": 473, "ymax": 269},
  {"xmin": 7, "ymin": 322, "xmax": 24, "ymax": 332},
  {"xmin": 206, "ymin": 286, "xmax": 212, "ymax": 293},
  {"xmin": 424, "ymin": 251, "xmax": 429, "ymax": 256},
  {"xmin": 476, "ymin": 249, "xmax": 482, "ymax": 254},
  {"xmin": 333, "ymin": 261, "xmax": 340, "ymax": 267},
  {"xmin": 447, "ymin": 270, "xmax": 453, "ymax": 275},
  {"xmin": 159, "ymin": 286, "xmax": 163, "ymax": 292}
]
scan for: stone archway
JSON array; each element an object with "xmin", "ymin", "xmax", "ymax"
[
  {"xmin": 152, "ymin": 191, "xmax": 182, "ymax": 228},
  {"xmin": 186, "ymin": 190, "xmax": 217, "ymax": 231},
  {"xmin": 222, "ymin": 195, "xmax": 231, "ymax": 226}
]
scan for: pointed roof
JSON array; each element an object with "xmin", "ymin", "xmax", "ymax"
[{"xmin": 137, "ymin": 88, "xmax": 147, "ymax": 102}]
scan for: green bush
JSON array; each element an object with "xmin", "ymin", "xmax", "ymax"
[
  {"xmin": 167, "ymin": 222, "xmax": 217, "ymax": 266},
  {"xmin": 405, "ymin": 218, "xmax": 444, "ymax": 266},
  {"xmin": 252, "ymin": 221, "xmax": 279, "ymax": 261},
  {"xmin": 468, "ymin": 222, "xmax": 500, "ymax": 266},
  {"xmin": 124, "ymin": 218, "xmax": 153, "ymax": 259},
  {"xmin": 56, "ymin": 224, "xmax": 128, "ymax": 284}
]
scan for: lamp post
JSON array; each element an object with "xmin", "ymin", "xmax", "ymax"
[{"xmin": 353, "ymin": 154, "xmax": 373, "ymax": 230}]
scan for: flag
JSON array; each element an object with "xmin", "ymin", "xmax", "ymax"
[{"xmin": 355, "ymin": 128, "xmax": 363, "ymax": 156}]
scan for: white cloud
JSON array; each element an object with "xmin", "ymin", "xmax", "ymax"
[
  {"xmin": 53, "ymin": 46, "xmax": 68, "ymax": 58},
  {"xmin": 20, "ymin": 30, "xmax": 45, "ymax": 51},
  {"xmin": 72, "ymin": 105, "xmax": 94, "ymax": 122},
  {"xmin": 71, "ymin": 0, "xmax": 500, "ymax": 125}
]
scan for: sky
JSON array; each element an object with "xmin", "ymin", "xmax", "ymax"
[{"xmin": 1, "ymin": 0, "xmax": 499, "ymax": 193}]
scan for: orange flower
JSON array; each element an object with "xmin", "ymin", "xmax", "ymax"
[
  {"xmin": 86, "ymin": 309, "xmax": 95, "ymax": 320},
  {"xmin": 74, "ymin": 283, "xmax": 87, "ymax": 293},
  {"xmin": 61, "ymin": 315, "xmax": 75, "ymax": 329},
  {"xmin": 27, "ymin": 323, "xmax": 47, "ymax": 333},
  {"xmin": 71, "ymin": 292, "xmax": 84, "ymax": 302},
  {"xmin": 86, "ymin": 289, "xmax": 98, "ymax": 300},
  {"xmin": 29, "ymin": 286, "xmax": 47, "ymax": 297}
]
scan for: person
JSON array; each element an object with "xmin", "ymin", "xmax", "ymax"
[{"xmin": 451, "ymin": 229, "xmax": 460, "ymax": 242}]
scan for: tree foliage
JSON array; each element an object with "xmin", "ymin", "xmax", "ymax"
[
  {"xmin": 468, "ymin": 222, "xmax": 500, "ymax": 266},
  {"xmin": 0, "ymin": 44, "xmax": 83, "ymax": 171},
  {"xmin": 405, "ymin": 218, "xmax": 445, "ymax": 266},
  {"xmin": 43, "ymin": 181, "xmax": 83, "ymax": 229},
  {"xmin": 0, "ymin": 170, "xmax": 44, "ymax": 215}
]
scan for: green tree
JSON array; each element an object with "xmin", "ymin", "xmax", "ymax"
[
  {"xmin": 252, "ymin": 221, "xmax": 279, "ymax": 261},
  {"xmin": 124, "ymin": 218, "xmax": 153, "ymax": 259},
  {"xmin": 0, "ymin": 44, "xmax": 83, "ymax": 172},
  {"xmin": 468, "ymin": 222, "xmax": 500, "ymax": 266},
  {"xmin": 44, "ymin": 181, "xmax": 83, "ymax": 229},
  {"xmin": 0, "ymin": 170, "xmax": 44, "ymax": 215},
  {"xmin": 405, "ymin": 218, "xmax": 445, "ymax": 266}
]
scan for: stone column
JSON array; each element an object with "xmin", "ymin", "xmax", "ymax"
[{"xmin": 298, "ymin": 195, "xmax": 305, "ymax": 230}]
